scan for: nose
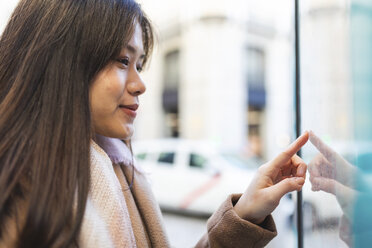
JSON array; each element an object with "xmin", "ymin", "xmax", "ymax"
[{"xmin": 127, "ymin": 69, "xmax": 146, "ymax": 96}]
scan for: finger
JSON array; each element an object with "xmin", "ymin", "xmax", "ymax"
[
  {"xmin": 311, "ymin": 177, "xmax": 336, "ymax": 194},
  {"xmin": 278, "ymin": 159, "xmax": 293, "ymax": 175},
  {"xmin": 310, "ymin": 177, "xmax": 354, "ymax": 209},
  {"xmin": 295, "ymin": 164, "xmax": 307, "ymax": 178},
  {"xmin": 272, "ymin": 131, "xmax": 309, "ymax": 167},
  {"xmin": 310, "ymin": 178, "xmax": 355, "ymax": 218},
  {"xmin": 276, "ymin": 157, "xmax": 303, "ymax": 179},
  {"xmin": 308, "ymin": 153, "xmax": 333, "ymax": 178},
  {"xmin": 308, "ymin": 161, "xmax": 319, "ymax": 177},
  {"xmin": 309, "ymin": 131, "xmax": 339, "ymax": 163},
  {"xmin": 308, "ymin": 154, "xmax": 324, "ymax": 177},
  {"xmin": 291, "ymin": 155, "xmax": 307, "ymax": 177},
  {"xmin": 268, "ymin": 177, "xmax": 305, "ymax": 200}
]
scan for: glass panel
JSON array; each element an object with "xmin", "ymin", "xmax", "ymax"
[
  {"xmin": 301, "ymin": 0, "xmax": 372, "ymax": 247},
  {"xmin": 350, "ymin": 1, "xmax": 372, "ymax": 247},
  {"xmin": 301, "ymin": 0, "xmax": 350, "ymax": 246}
]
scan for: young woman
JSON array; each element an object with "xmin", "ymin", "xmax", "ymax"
[{"xmin": 0, "ymin": 0, "xmax": 309, "ymax": 247}]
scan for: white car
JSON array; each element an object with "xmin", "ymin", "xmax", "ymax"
[{"xmin": 132, "ymin": 138, "xmax": 260, "ymax": 216}]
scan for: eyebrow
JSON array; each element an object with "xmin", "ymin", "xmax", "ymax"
[{"xmin": 126, "ymin": 44, "xmax": 145, "ymax": 59}]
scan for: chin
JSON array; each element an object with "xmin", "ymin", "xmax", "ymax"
[
  {"xmin": 117, "ymin": 126, "xmax": 134, "ymax": 140},
  {"xmin": 96, "ymin": 126, "xmax": 134, "ymax": 140}
]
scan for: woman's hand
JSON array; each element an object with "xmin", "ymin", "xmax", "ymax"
[{"xmin": 233, "ymin": 132, "xmax": 309, "ymax": 224}]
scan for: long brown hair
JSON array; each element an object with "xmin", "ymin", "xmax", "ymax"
[{"xmin": 0, "ymin": 0, "xmax": 153, "ymax": 247}]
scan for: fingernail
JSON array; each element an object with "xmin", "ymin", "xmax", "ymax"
[{"xmin": 297, "ymin": 165, "xmax": 306, "ymax": 176}]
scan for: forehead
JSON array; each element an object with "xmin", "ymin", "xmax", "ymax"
[{"xmin": 127, "ymin": 23, "xmax": 144, "ymax": 53}]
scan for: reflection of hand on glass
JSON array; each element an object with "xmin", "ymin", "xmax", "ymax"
[
  {"xmin": 308, "ymin": 131, "xmax": 359, "ymax": 247},
  {"xmin": 234, "ymin": 132, "xmax": 308, "ymax": 224},
  {"xmin": 308, "ymin": 131, "xmax": 357, "ymax": 218},
  {"xmin": 309, "ymin": 131, "xmax": 356, "ymax": 187}
]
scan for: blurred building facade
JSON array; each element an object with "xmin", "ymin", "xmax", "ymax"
[
  {"xmin": 301, "ymin": 0, "xmax": 354, "ymax": 144},
  {"xmin": 135, "ymin": 0, "xmax": 357, "ymax": 159},
  {"xmin": 136, "ymin": 0, "xmax": 295, "ymax": 159}
]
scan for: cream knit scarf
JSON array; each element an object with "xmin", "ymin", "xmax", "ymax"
[
  {"xmin": 78, "ymin": 136, "xmax": 170, "ymax": 248},
  {"xmin": 78, "ymin": 139, "xmax": 136, "ymax": 247}
]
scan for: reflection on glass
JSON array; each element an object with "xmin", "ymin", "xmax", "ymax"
[
  {"xmin": 302, "ymin": 0, "xmax": 372, "ymax": 247},
  {"xmin": 350, "ymin": 0, "xmax": 372, "ymax": 247},
  {"xmin": 308, "ymin": 132, "xmax": 357, "ymax": 247},
  {"xmin": 301, "ymin": 0, "xmax": 351, "ymax": 247}
]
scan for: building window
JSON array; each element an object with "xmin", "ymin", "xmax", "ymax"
[
  {"xmin": 246, "ymin": 47, "xmax": 266, "ymax": 157},
  {"xmin": 246, "ymin": 47, "xmax": 266, "ymax": 109},
  {"xmin": 162, "ymin": 50, "xmax": 180, "ymax": 137}
]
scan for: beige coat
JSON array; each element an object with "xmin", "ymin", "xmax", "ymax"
[{"xmin": 0, "ymin": 137, "xmax": 277, "ymax": 248}]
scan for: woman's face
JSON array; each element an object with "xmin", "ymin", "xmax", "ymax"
[{"xmin": 90, "ymin": 23, "xmax": 146, "ymax": 139}]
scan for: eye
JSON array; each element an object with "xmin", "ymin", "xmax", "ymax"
[
  {"xmin": 137, "ymin": 65, "xmax": 143, "ymax": 73},
  {"xmin": 117, "ymin": 57, "xmax": 130, "ymax": 67}
]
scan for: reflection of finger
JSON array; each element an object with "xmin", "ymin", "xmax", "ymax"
[
  {"xmin": 311, "ymin": 177, "xmax": 336, "ymax": 194},
  {"xmin": 308, "ymin": 158, "xmax": 321, "ymax": 177},
  {"xmin": 272, "ymin": 132, "xmax": 309, "ymax": 166},
  {"xmin": 309, "ymin": 153, "xmax": 334, "ymax": 178},
  {"xmin": 269, "ymin": 177, "xmax": 305, "ymax": 200},
  {"xmin": 309, "ymin": 131, "xmax": 338, "ymax": 163},
  {"xmin": 311, "ymin": 177, "xmax": 355, "ymax": 215}
]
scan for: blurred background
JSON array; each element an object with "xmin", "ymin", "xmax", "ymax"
[{"xmin": 1, "ymin": 0, "xmax": 372, "ymax": 247}]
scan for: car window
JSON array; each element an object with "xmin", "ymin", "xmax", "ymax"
[
  {"xmin": 158, "ymin": 152, "xmax": 175, "ymax": 165},
  {"xmin": 189, "ymin": 153, "xmax": 208, "ymax": 169},
  {"xmin": 136, "ymin": 153, "xmax": 147, "ymax": 160}
]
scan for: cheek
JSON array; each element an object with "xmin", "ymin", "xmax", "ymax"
[
  {"xmin": 90, "ymin": 74, "xmax": 128, "ymax": 135},
  {"xmin": 91, "ymin": 69, "xmax": 126, "ymax": 109},
  {"xmin": 103, "ymin": 70, "xmax": 126, "ymax": 101}
]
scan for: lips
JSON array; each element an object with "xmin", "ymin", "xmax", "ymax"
[{"xmin": 119, "ymin": 104, "xmax": 138, "ymax": 118}]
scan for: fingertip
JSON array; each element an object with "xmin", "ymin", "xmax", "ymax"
[
  {"xmin": 308, "ymin": 130, "xmax": 314, "ymax": 137},
  {"xmin": 303, "ymin": 130, "xmax": 310, "ymax": 140},
  {"xmin": 297, "ymin": 131, "xmax": 309, "ymax": 145},
  {"xmin": 296, "ymin": 163, "xmax": 307, "ymax": 177},
  {"xmin": 295, "ymin": 177, "xmax": 305, "ymax": 185},
  {"xmin": 311, "ymin": 185, "xmax": 320, "ymax": 192}
]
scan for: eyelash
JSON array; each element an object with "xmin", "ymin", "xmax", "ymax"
[
  {"xmin": 116, "ymin": 57, "xmax": 143, "ymax": 72},
  {"xmin": 117, "ymin": 57, "xmax": 129, "ymax": 66}
]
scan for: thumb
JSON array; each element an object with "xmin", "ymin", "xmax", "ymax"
[{"xmin": 268, "ymin": 177, "xmax": 305, "ymax": 200}]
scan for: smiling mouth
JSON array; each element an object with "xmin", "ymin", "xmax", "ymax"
[{"xmin": 119, "ymin": 104, "xmax": 138, "ymax": 118}]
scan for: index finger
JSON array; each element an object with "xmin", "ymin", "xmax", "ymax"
[{"xmin": 272, "ymin": 131, "xmax": 309, "ymax": 166}]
